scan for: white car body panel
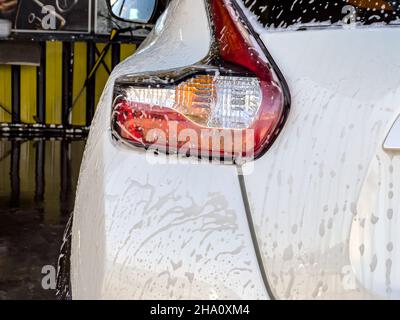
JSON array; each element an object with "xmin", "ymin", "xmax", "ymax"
[
  {"xmin": 71, "ymin": 0, "xmax": 400, "ymax": 300},
  {"xmin": 71, "ymin": 0, "xmax": 267, "ymax": 300},
  {"xmin": 243, "ymin": 27, "xmax": 400, "ymax": 299},
  {"xmin": 384, "ymin": 116, "xmax": 400, "ymax": 151}
]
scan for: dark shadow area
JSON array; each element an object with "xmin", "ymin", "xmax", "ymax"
[{"xmin": 0, "ymin": 138, "xmax": 85, "ymax": 300}]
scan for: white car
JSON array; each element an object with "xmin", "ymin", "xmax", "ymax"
[{"xmin": 57, "ymin": 0, "xmax": 400, "ymax": 300}]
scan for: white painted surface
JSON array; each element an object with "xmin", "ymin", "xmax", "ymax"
[
  {"xmin": 72, "ymin": 0, "xmax": 400, "ymax": 300},
  {"xmin": 384, "ymin": 116, "xmax": 400, "ymax": 151},
  {"xmin": 243, "ymin": 27, "xmax": 400, "ymax": 299},
  {"xmin": 71, "ymin": 0, "xmax": 268, "ymax": 300}
]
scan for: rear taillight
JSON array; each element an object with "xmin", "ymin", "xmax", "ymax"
[{"xmin": 111, "ymin": 0, "xmax": 289, "ymax": 162}]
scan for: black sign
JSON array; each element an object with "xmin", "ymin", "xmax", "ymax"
[{"xmin": 0, "ymin": 0, "xmax": 91, "ymax": 34}]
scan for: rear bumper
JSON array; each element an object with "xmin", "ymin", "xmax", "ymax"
[{"xmin": 71, "ymin": 122, "xmax": 268, "ymax": 299}]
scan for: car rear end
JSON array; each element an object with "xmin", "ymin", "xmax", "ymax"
[{"xmin": 69, "ymin": 0, "xmax": 400, "ymax": 299}]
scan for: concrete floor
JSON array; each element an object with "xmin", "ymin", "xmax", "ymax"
[{"xmin": 0, "ymin": 138, "xmax": 85, "ymax": 300}]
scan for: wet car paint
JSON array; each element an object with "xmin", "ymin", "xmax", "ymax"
[
  {"xmin": 70, "ymin": 0, "xmax": 269, "ymax": 300},
  {"xmin": 241, "ymin": 24, "xmax": 400, "ymax": 298},
  {"xmin": 0, "ymin": 138, "xmax": 85, "ymax": 299},
  {"xmin": 71, "ymin": 0, "xmax": 400, "ymax": 299}
]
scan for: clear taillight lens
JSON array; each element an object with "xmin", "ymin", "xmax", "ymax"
[{"xmin": 112, "ymin": 0, "xmax": 289, "ymax": 161}]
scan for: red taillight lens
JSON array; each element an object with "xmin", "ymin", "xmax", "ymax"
[{"xmin": 112, "ymin": 0, "xmax": 288, "ymax": 161}]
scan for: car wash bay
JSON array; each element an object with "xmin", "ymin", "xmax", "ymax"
[
  {"xmin": 0, "ymin": 138, "xmax": 84, "ymax": 299},
  {"xmin": 0, "ymin": 40, "xmax": 137, "ymax": 299}
]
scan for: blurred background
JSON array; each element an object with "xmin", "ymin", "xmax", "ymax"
[{"xmin": 0, "ymin": 138, "xmax": 85, "ymax": 299}]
